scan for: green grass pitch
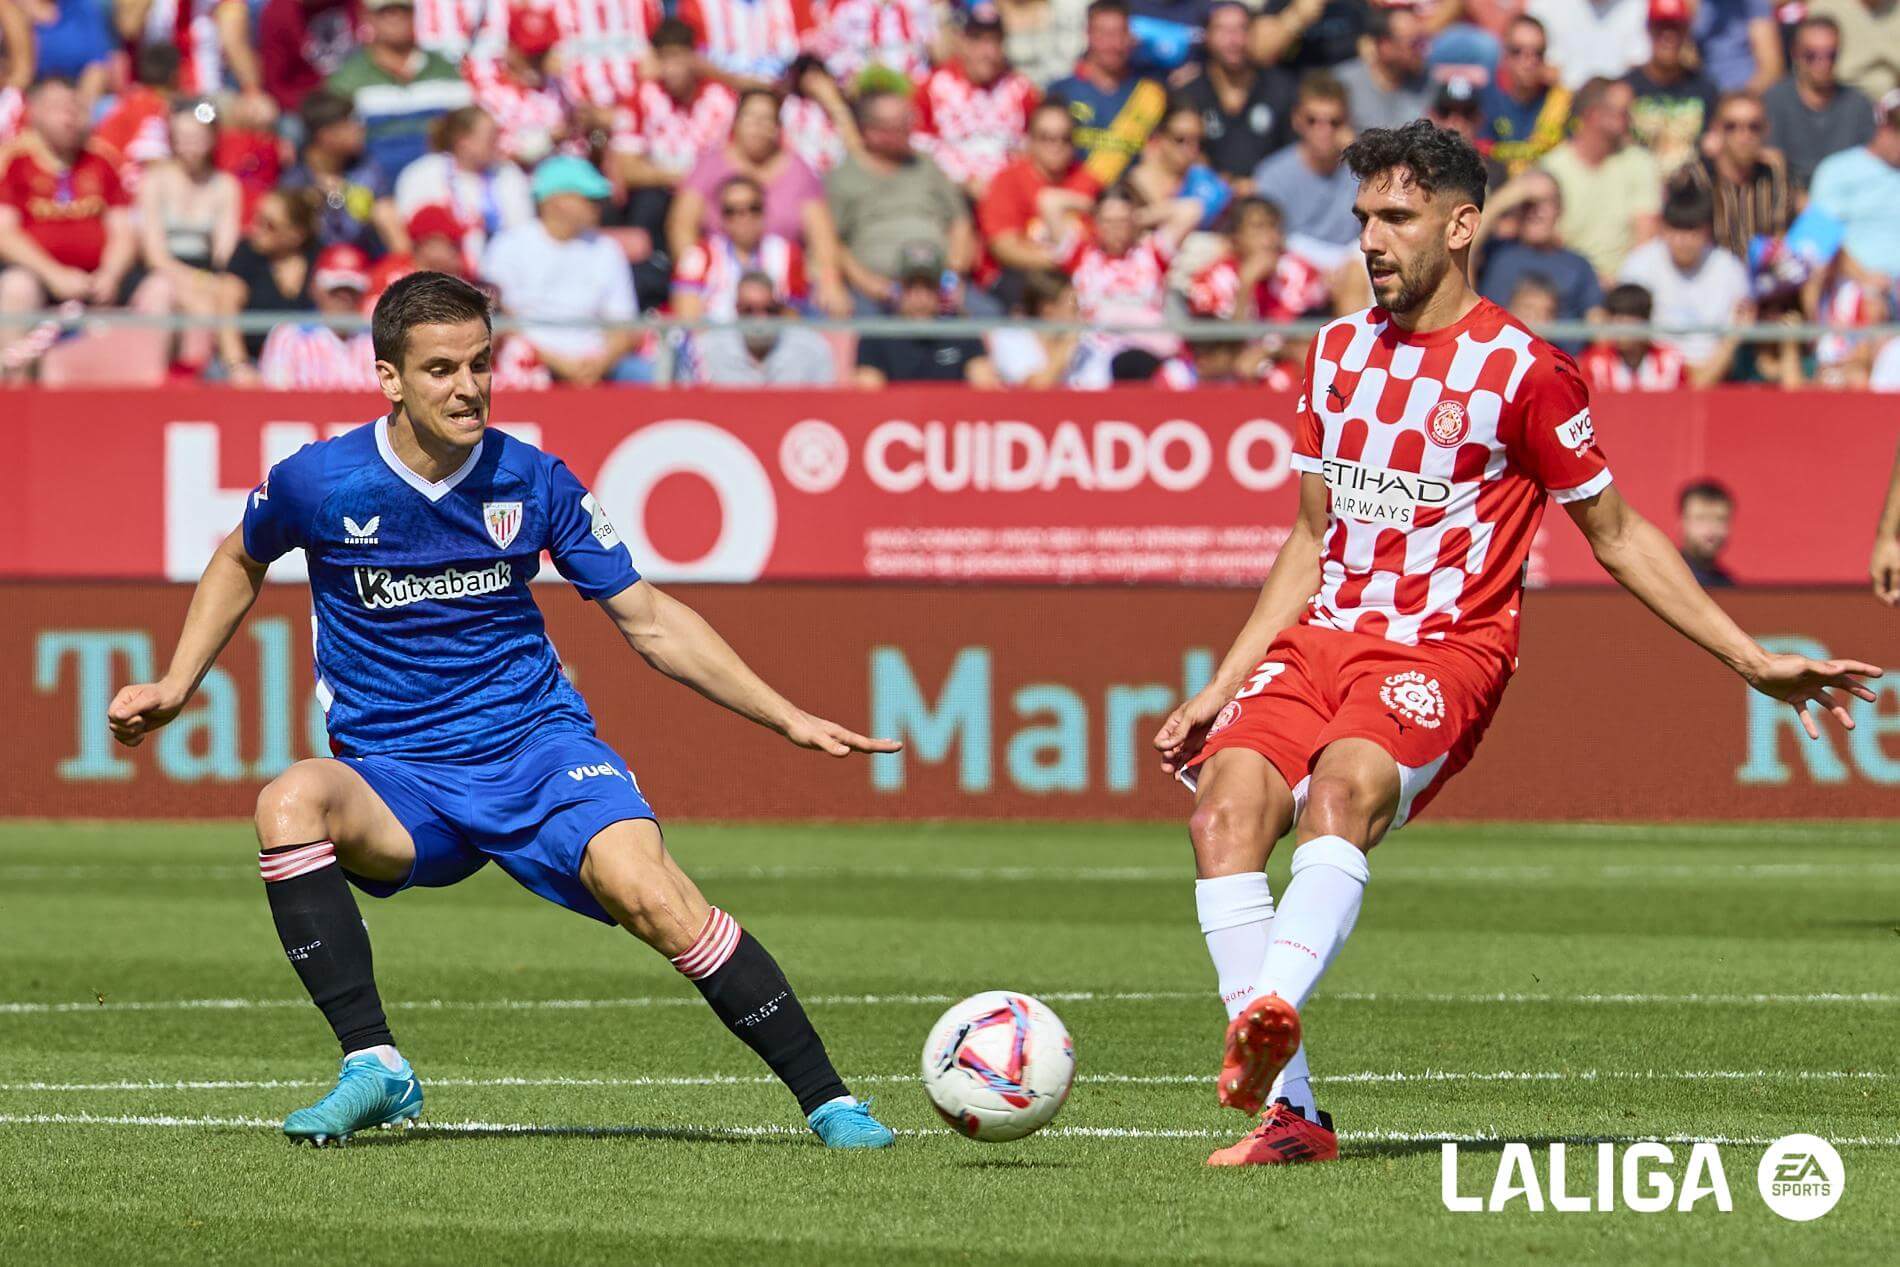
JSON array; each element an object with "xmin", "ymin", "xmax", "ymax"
[{"xmin": 2, "ymin": 819, "xmax": 1895, "ymax": 1264}]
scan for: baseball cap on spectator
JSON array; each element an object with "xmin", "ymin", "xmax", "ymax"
[
  {"xmin": 1647, "ymin": 0, "xmax": 1690, "ymax": 27},
  {"xmin": 509, "ymin": 5, "xmax": 560, "ymax": 56},
  {"xmin": 531, "ymin": 155, "xmax": 612, "ymax": 201},
  {"xmin": 314, "ymin": 244, "xmax": 373, "ymax": 293},
  {"xmin": 896, "ymin": 241, "xmax": 946, "ymax": 285},
  {"xmin": 1432, "ymin": 78, "xmax": 1481, "ymax": 117},
  {"xmin": 962, "ymin": 3, "xmax": 1003, "ymax": 32},
  {"xmin": 407, "ymin": 204, "xmax": 463, "ymax": 246}
]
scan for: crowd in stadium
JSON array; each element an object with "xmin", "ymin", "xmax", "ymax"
[{"xmin": 0, "ymin": 0, "xmax": 1896, "ymax": 389}]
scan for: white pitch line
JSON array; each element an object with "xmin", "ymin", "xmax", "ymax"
[
  {"xmin": 0, "ymin": 1069, "xmax": 1887, "ymax": 1095},
  {"xmin": 4, "ymin": 860, "xmax": 1898, "ymax": 883},
  {"xmin": 5, "ymin": 987, "xmax": 1893, "ymax": 1017},
  {"xmin": 3, "ymin": 1113, "xmax": 1897, "ymax": 1148}
]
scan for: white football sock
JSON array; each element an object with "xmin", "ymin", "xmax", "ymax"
[
  {"xmin": 1195, "ymin": 872, "xmax": 1318, "ymax": 1118},
  {"xmin": 346, "ymin": 1044, "xmax": 405, "ymax": 1073},
  {"xmin": 1253, "ymin": 835, "xmax": 1369, "ymax": 1013}
]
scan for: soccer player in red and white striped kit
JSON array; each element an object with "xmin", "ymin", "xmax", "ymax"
[{"xmin": 1153, "ymin": 120, "xmax": 1881, "ymax": 1167}]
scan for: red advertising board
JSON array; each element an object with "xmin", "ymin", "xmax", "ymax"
[
  {"xmin": 10, "ymin": 387, "xmax": 1898, "ymax": 585},
  {"xmin": 9, "ymin": 583, "xmax": 1895, "ymax": 821}
]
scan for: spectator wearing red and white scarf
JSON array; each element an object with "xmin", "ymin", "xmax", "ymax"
[
  {"xmin": 678, "ymin": 0, "xmax": 819, "ymax": 82},
  {"xmin": 465, "ymin": 5, "xmax": 576, "ymax": 164},
  {"xmin": 914, "ymin": 8, "xmax": 1040, "ymax": 197},
  {"xmin": 672, "ymin": 173, "xmax": 807, "ymax": 322},
  {"xmin": 809, "ymin": 0, "xmax": 938, "ymax": 85}
]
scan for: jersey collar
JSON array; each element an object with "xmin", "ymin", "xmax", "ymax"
[{"xmin": 375, "ymin": 414, "xmax": 485, "ymax": 503}]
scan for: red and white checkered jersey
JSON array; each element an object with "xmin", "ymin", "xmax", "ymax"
[
  {"xmin": 455, "ymin": 0, "xmax": 663, "ymax": 105},
  {"xmin": 810, "ymin": 0, "xmax": 937, "ymax": 82},
  {"xmin": 415, "ymin": 0, "xmax": 509, "ymax": 61},
  {"xmin": 1186, "ymin": 252, "xmax": 1326, "ymax": 322},
  {"xmin": 143, "ymin": 0, "xmax": 248, "ymax": 95},
  {"xmin": 678, "ymin": 0, "xmax": 818, "ymax": 80},
  {"xmin": 912, "ymin": 63, "xmax": 1039, "ymax": 189},
  {"xmin": 672, "ymin": 232, "xmax": 805, "ymax": 318},
  {"xmin": 1815, "ymin": 278, "xmax": 1881, "ymax": 368},
  {"xmin": 1294, "ymin": 300, "xmax": 1612, "ymax": 671},
  {"xmin": 1577, "ymin": 341, "xmax": 1685, "ymax": 392},
  {"xmin": 610, "ymin": 79, "xmax": 738, "ymax": 175},
  {"xmin": 779, "ymin": 94, "xmax": 846, "ymax": 172},
  {"xmin": 465, "ymin": 61, "xmax": 575, "ymax": 161}
]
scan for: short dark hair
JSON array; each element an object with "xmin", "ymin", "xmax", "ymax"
[
  {"xmin": 372, "ymin": 271, "xmax": 492, "ymax": 368},
  {"xmin": 1678, "ymin": 480, "xmax": 1733, "ymax": 511},
  {"xmin": 299, "ymin": 89, "xmax": 355, "ymax": 140},
  {"xmin": 1604, "ymin": 282, "xmax": 1653, "ymax": 320},
  {"xmin": 1793, "ymin": 13, "xmax": 1841, "ymax": 45},
  {"xmin": 1509, "ymin": 272, "xmax": 1559, "ymax": 304},
  {"xmin": 652, "ymin": 17, "xmax": 695, "ymax": 50},
  {"xmin": 1661, "ymin": 181, "xmax": 1714, "ymax": 231},
  {"xmin": 1295, "ymin": 69, "xmax": 1349, "ymax": 112},
  {"xmin": 1229, "ymin": 194, "xmax": 1284, "ymax": 231},
  {"xmin": 1021, "ymin": 269, "xmax": 1073, "ymax": 316},
  {"xmin": 1087, "ymin": 0, "xmax": 1130, "ymax": 22},
  {"xmin": 135, "ymin": 41, "xmax": 181, "ymax": 87},
  {"xmin": 1343, "ymin": 118, "xmax": 1488, "ymax": 211}
]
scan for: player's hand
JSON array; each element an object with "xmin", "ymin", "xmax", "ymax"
[
  {"xmin": 1152, "ymin": 687, "xmax": 1230, "ymax": 776},
  {"xmin": 107, "ymin": 680, "xmax": 190, "ymax": 748},
  {"xmin": 1744, "ymin": 654, "xmax": 1884, "ymax": 740},
  {"xmin": 783, "ymin": 711, "xmax": 903, "ymax": 758},
  {"xmin": 1872, "ymin": 536, "xmax": 1900, "ymax": 606}
]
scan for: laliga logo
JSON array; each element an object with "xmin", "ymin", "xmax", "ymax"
[{"xmin": 1442, "ymin": 1134, "xmax": 1845, "ymax": 1219}]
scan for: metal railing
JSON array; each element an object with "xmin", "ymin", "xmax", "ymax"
[{"xmin": 6, "ymin": 309, "xmax": 1896, "ymax": 386}]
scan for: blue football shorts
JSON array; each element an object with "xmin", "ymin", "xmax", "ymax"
[{"xmin": 338, "ymin": 729, "xmax": 656, "ymax": 924}]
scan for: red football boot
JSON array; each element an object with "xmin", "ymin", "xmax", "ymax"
[
  {"xmin": 1216, "ymin": 993, "xmax": 1302, "ymax": 1114},
  {"xmin": 1206, "ymin": 1099, "xmax": 1339, "ymax": 1167}
]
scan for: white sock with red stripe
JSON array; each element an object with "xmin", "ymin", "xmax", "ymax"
[
  {"xmin": 258, "ymin": 840, "xmax": 338, "ymax": 883},
  {"xmin": 1252, "ymin": 836, "xmax": 1368, "ymax": 1013},
  {"xmin": 1196, "ymin": 872, "xmax": 1317, "ymax": 1118}
]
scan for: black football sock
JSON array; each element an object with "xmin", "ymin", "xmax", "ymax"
[
  {"xmin": 258, "ymin": 841, "xmax": 395, "ymax": 1056},
  {"xmin": 671, "ymin": 907, "xmax": 850, "ymax": 1114}
]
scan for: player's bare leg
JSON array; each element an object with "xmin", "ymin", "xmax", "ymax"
[
  {"xmin": 580, "ymin": 820, "xmax": 894, "ymax": 1147},
  {"xmin": 254, "ymin": 758, "xmax": 422, "ymax": 1144}
]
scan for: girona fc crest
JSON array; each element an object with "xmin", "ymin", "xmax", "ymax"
[
  {"xmin": 1427, "ymin": 400, "xmax": 1470, "ymax": 447},
  {"xmin": 1380, "ymin": 671, "xmax": 1445, "ymax": 729},
  {"xmin": 1210, "ymin": 701, "xmax": 1243, "ymax": 734},
  {"xmin": 482, "ymin": 501, "xmax": 522, "ymax": 550}
]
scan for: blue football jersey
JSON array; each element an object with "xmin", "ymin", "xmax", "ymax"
[{"xmin": 242, "ymin": 416, "xmax": 640, "ymax": 763}]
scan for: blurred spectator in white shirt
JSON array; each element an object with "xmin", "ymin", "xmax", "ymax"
[
  {"xmin": 1616, "ymin": 181, "xmax": 1751, "ymax": 383},
  {"xmin": 1528, "ymin": 0, "xmax": 1649, "ymax": 89},
  {"xmin": 395, "ymin": 105, "xmax": 534, "ymax": 261}
]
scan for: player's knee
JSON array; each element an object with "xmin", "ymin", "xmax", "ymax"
[
  {"xmin": 254, "ymin": 762, "xmax": 339, "ymax": 846},
  {"xmin": 1301, "ymin": 776, "xmax": 1376, "ymax": 846},
  {"xmin": 1188, "ymin": 793, "xmax": 1271, "ymax": 875}
]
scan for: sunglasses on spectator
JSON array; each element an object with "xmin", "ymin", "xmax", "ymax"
[
  {"xmin": 722, "ymin": 201, "xmax": 764, "ymax": 216},
  {"xmin": 1720, "ymin": 118, "xmax": 1765, "ymax": 133},
  {"xmin": 1505, "ymin": 43, "xmax": 1544, "ymax": 58},
  {"xmin": 1031, "ymin": 129, "xmax": 1072, "ymax": 143},
  {"xmin": 1299, "ymin": 112, "xmax": 1345, "ymax": 129},
  {"xmin": 735, "ymin": 302, "xmax": 774, "ymax": 316},
  {"xmin": 1796, "ymin": 48, "xmax": 1837, "ymax": 63}
]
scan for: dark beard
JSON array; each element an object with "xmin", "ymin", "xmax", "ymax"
[{"xmin": 1378, "ymin": 249, "xmax": 1448, "ymax": 319}]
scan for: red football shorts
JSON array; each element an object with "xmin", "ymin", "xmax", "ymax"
[{"xmin": 1180, "ymin": 623, "xmax": 1507, "ymax": 830}]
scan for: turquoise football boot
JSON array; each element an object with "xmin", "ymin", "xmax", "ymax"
[
  {"xmin": 807, "ymin": 1097, "xmax": 895, "ymax": 1149},
  {"xmin": 283, "ymin": 1052, "xmax": 424, "ymax": 1146}
]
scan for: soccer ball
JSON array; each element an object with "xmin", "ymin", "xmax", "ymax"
[{"xmin": 921, "ymin": 991, "xmax": 1075, "ymax": 1141}]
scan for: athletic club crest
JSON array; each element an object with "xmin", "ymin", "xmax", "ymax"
[
  {"xmin": 1427, "ymin": 400, "xmax": 1470, "ymax": 447},
  {"xmin": 482, "ymin": 501, "xmax": 522, "ymax": 550}
]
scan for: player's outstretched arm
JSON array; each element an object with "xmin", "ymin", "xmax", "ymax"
[
  {"xmin": 1870, "ymin": 447, "xmax": 1900, "ymax": 606},
  {"xmin": 1153, "ymin": 471, "xmax": 1329, "ymax": 774},
  {"xmin": 1567, "ymin": 486, "xmax": 1882, "ymax": 739},
  {"xmin": 598, "ymin": 580, "xmax": 902, "ymax": 758},
  {"xmin": 108, "ymin": 527, "xmax": 269, "ymax": 747}
]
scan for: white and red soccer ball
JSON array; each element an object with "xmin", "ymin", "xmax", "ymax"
[{"xmin": 921, "ymin": 991, "xmax": 1075, "ymax": 1141}]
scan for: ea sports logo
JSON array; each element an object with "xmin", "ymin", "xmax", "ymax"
[
  {"xmin": 1757, "ymin": 1134, "xmax": 1845, "ymax": 1221},
  {"xmin": 1427, "ymin": 400, "xmax": 1469, "ymax": 447},
  {"xmin": 1210, "ymin": 701, "xmax": 1242, "ymax": 734},
  {"xmin": 1380, "ymin": 671, "xmax": 1444, "ymax": 729}
]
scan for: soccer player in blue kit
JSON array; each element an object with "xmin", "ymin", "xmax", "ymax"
[{"xmin": 106, "ymin": 273, "xmax": 900, "ymax": 1148}]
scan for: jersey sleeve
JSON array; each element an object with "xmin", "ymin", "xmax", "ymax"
[
  {"xmin": 241, "ymin": 444, "xmax": 323, "ymax": 563},
  {"xmin": 1290, "ymin": 340, "xmax": 1324, "ymax": 474},
  {"xmin": 1506, "ymin": 352, "xmax": 1613, "ymax": 502},
  {"xmin": 545, "ymin": 458, "xmax": 641, "ymax": 601}
]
